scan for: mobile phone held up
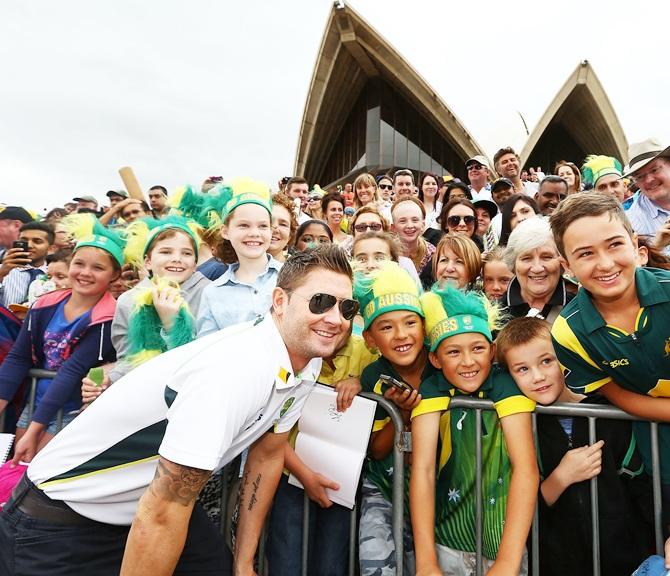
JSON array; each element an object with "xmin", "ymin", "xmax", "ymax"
[
  {"xmin": 12, "ymin": 240, "xmax": 29, "ymax": 252},
  {"xmin": 379, "ymin": 374, "xmax": 414, "ymax": 394}
]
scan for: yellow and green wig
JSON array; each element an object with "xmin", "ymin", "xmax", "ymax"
[
  {"xmin": 353, "ymin": 262, "xmax": 424, "ymax": 330},
  {"xmin": 62, "ymin": 213, "xmax": 127, "ymax": 267},
  {"xmin": 421, "ymin": 285, "xmax": 502, "ymax": 352},
  {"xmin": 581, "ymin": 155, "xmax": 623, "ymax": 188}
]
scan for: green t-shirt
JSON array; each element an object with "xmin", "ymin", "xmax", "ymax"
[
  {"xmin": 360, "ymin": 353, "xmax": 437, "ymax": 503},
  {"xmin": 551, "ymin": 267, "xmax": 670, "ymax": 482},
  {"xmin": 412, "ymin": 367, "xmax": 535, "ymax": 559}
]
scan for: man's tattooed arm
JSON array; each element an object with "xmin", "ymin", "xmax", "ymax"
[{"xmin": 149, "ymin": 458, "xmax": 211, "ymax": 506}]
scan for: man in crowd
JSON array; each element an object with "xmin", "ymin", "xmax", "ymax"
[
  {"xmin": 494, "ymin": 147, "xmax": 536, "ymax": 196},
  {"xmin": 72, "ymin": 195, "xmax": 99, "ymax": 213},
  {"xmin": 535, "ymin": 176, "xmax": 568, "ymax": 217},
  {"xmin": 0, "ymin": 221, "xmax": 53, "ymax": 307},
  {"xmin": 0, "ymin": 246, "xmax": 356, "ymax": 576},
  {"xmin": 0, "ymin": 206, "xmax": 34, "ymax": 257},
  {"xmin": 624, "ymin": 138, "xmax": 670, "ymax": 236},
  {"xmin": 105, "ymin": 190, "xmax": 129, "ymax": 226},
  {"xmin": 581, "ymin": 155, "xmax": 627, "ymax": 204},
  {"xmin": 148, "ymin": 185, "xmax": 170, "ymax": 219},
  {"xmin": 465, "ymin": 155, "xmax": 494, "ymax": 201},
  {"xmin": 285, "ymin": 176, "xmax": 311, "ymax": 224},
  {"xmin": 489, "ymin": 177, "xmax": 514, "ymax": 239},
  {"xmin": 393, "ymin": 169, "xmax": 415, "ymax": 200}
]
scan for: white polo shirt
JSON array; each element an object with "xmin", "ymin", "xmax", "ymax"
[{"xmin": 28, "ymin": 315, "xmax": 321, "ymax": 525}]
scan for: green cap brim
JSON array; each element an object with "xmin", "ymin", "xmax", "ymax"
[
  {"xmin": 143, "ymin": 223, "xmax": 199, "ymax": 259},
  {"xmin": 429, "ymin": 313, "xmax": 492, "ymax": 352},
  {"xmin": 75, "ymin": 235, "xmax": 124, "ymax": 267}
]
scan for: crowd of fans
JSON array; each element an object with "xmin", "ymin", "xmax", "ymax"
[{"xmin": 1, "ymin": 136, "xmax": 670, "ymax": 575}]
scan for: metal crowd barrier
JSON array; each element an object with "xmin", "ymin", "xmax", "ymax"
[{"xmin": 4, "ymin": 373, "xmax": 664, "ymax": 576}]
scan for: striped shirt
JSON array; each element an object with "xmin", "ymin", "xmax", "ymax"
[{"xmin": 0, "ymin": 265, "xmax": 47, "ymax": 307}]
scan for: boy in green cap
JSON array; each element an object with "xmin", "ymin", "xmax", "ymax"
[
  {"xmin": 355, "ymin": 261, "xmax": 433, "ymax": 576},
  {"xmin": 410, "ymin": 285, "xmax": 537, "ymax": 576}
]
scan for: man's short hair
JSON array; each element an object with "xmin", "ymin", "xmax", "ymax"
[
  {"xmin": 149, "ymin": 185, "xmax": 168, "ymax": 196},
  {"xmin": 277, "ymin": 245, "xmax": 352, "ymax": 293},
  {"xmin": 495, "ymin": 317, "xmax": 552, "ymax": 369},
  {"xmin": 392, "ymin": 169, "xmax": 414, "ymax": 184},
  {"xmin": 549, "ymin": 192, "xmax": 633, "ymax": 257},
  {"xmin": 539, "ymin": 175, "xmax": 569, "ymax": 193},
  {"xmin": 493, "ymin": 147, "xmax": 519, "ymax": 167},
  {"xmin": 286, "ymin": 177, "xmax": 308, "ymax": 192},
  {"xmin": 19, "ymin": 221, "xmax": 55, "ymax": 245}
]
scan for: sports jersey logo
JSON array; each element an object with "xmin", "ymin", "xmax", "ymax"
[
  {"xmin": 602, "ymin": 358, "xmax": 630, "ymax": 369},
  {"xmin": 280, "ymin": 397, "xmax": 295, "ymax": 417}
]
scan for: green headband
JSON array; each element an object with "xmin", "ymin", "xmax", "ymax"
[
  {"xmin": 429, "ymin": 313, "xmax": 492, "ymax": 352},
  {"xmin": 222, "ymin": 192, "xmax": 272, "ymax": 220},
  {"xmin": 75, "ymin": 234, "xmax": 125, "ymax": 267},
  {"xmin": 144, "ymin": 222, "xmax": 199, "ymax": 259},
  {"xmin": 362, "ymin": 292, "xmax": 423, "ymax": 330}
]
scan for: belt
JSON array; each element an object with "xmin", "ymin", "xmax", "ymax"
[{"xmin": 12, "ymin": 474, "xmax": 94, "ymax": 526}]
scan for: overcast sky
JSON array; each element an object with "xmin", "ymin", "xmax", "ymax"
[{"xmin": 2, "ymin": 0, "xmax": 668, "ymax": 212}]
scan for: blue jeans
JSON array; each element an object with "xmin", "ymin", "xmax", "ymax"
[
  {"xmin": 0, "ymin": 478, "xmax": 231, "ymax": 576},
  {"xmin": 266, "ymin": 474, "xmax": 351, "ymax": 576}
]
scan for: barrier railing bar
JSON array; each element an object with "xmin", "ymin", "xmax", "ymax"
[
  {"xmin": 588, "ymin": 417, "xmax": 600, "ymax": 576},
  {"xmin": 475, "ymin": 408, "xmax": 483, "ymax": 576},
  {"xmin": 651, "ymin": 422, "xmax": 664, "ymax": 554},
  {"xmin": 531, "ymin": 412, "xmax": 540, "ymax": 576},
  {"xmin": 360, "ymin": 391, "xmax": 407, "ymax": 576},
  {"xmin": 301, "ymin": 492, "xmax": 310, "ymax": 576}
]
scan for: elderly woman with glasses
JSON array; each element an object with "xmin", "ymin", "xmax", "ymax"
[{"xmin": 501, "ymin": 217, "xmax": 573, "ymax": 323}]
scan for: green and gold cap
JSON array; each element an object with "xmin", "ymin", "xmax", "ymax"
[
  {"xmin": 74, "ymin": 225, "xmax": 127, "ymax": 267},
  {"xmin": 581, "ymin": 155, "xmax": 623, "ymax": 188},
  {"xmin": 420, "ymin": 285, "xmax": 498, "ymax": 352},
  {"xmin": 353, "ymin": 262, "xmax": 423, "ymax": 330}
]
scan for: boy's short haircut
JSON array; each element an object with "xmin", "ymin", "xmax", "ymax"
[
  {"xmin": 19, "ymin": 221, "xmax": 55, "ymax": 245},
  {"xmin": 46, "ymin": 249, "xmax": 73, "ymax": 265},
  {"xmin": 549, "ymin": 192, "xmax": 634, "ymax": 257},
  {"xmin": 391, "ymin": 196, "xmax": 426, "ymax": 218},
  {"xmin": 495, "ymin": 317, "xmax": 552, "ymax": 369},
  {"xmin": 278, "ymin": 245, "xmax": 352, "ymax": 293}
]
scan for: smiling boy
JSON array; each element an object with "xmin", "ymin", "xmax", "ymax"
[{"xmin": 549, "ymin": 193, "xmax": 670, "ymax": 545}]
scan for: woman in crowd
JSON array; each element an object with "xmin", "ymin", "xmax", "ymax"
[
  {"xmin": 353, "ymin": 173, "xmax": 380, "ymax": 211},
  {"xmin": 304, "ymin": 186, "xmax": 325, "ymax": 221},
  {"xmin": 430, "ymin": 234, "xmax": 481, "ymax": 291},
  {"xmin": 293, "ymin": 219, "xmax": 333, "ymax": 252},
  {"xmin": 269, "ymin": 193, "xmax": 297, "ymax": 263},
  {"xmin": 439, "ymin": 198, "xmax": 483, "ymax": 251},
  {"xmin": 321, "ymin": 192, "xmax": 348, "ymax": 244},
  {"xmin": 481, "ymin": 246, "xmax": 514, "ymax": 302},
  {"xmin": 196, "ymin": 180, "xmax": 281, "ymax": 336},
  {"xmin": 555, "ymin": 161, "xmax": 582, "ymax": 194},
  {"xmin": 498, "ymin": 194, "xmax": 541, "ymax": 246},
  {"xmin": 391, "ymin": 197, "xmax": 435, "ymax": 277},
  {"xmin": 0, "ymin": 227, "xmax": 123, "ymax": 461},
  {"xmin": 444, "ymin": 180, "xmax": 472, "ymax": 202},
  {"xmin": 418, "ymin": 172, "xmax": 442, "ymax": 230},
  {"xmin": 501, "ymin": 217, "xmax": 572, "ymax": 322}
]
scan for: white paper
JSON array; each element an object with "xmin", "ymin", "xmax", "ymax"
[
  {"xmin": 288, "ymin": 385, "xmax": 375, "ymax": 508},
  {"xmin": 0, "ymin": 434, "xmax": 14, "ymax": 464}
]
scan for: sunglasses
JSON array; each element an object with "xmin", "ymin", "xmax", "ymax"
[
  {"xmin": 447, "ymin": 215, "xmax": 476, "ymax": 227},
  {"xmin": 354, "ymin": 222, "xmax": 383, "ymax": 233},
  {"xmin": 467, "ymin": 164, "xmax": 484, "ymax": 171},
  {"xmin": 292, "ymin": 292, "xmax": 360, "ymax": 320},
  {"xmin": 308, "ymin": 195, "xmax": 321, "ymax": 202},
  {"xmin": 378, "ymin": 184, "xmax": 393, "ymax": 190}
]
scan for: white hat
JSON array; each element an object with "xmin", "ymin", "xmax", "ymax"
[{"xmin": 623, "ymin": 137, "xmax": 670, "ymax": 177}]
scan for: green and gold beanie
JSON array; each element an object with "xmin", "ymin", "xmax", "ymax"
[
  {"xmin": 421, "ymin": 285, "xmax": 501, "ymax": 352},
  {"xmin": 582, "ymin": 155, "xmax": 623, "ymax": 188},
  {"xmin": 353, "ymin": 262, "xmax": 423, "ymax": 330}
]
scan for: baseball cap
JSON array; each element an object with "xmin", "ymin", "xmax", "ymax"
[
  {"xmin": 73, "ymin": 196, "xmax": 99, "ymax": 205},
  {"xmin": 106, "ymin": 190, "xmax": 129, "ymax": 199},
  {"xmin": 491, "ymin": 178, "xmax": 514, "ymax": 192},
  {"xmin": 0, "ymin": 206, "xmax": 35, "ymax": 223},
  {"xmin": 466, "ymin": 155, "xmax": 491, "ymax": 170}
]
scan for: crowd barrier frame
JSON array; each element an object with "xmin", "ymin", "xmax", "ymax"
[{"xmin": 6, "ymin": 371, "xmax": 665, "ymax": 576}]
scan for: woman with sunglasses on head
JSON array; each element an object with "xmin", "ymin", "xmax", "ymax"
[
  {"xmin": 418, "ymin": 172, "xmax": 442, "ymax": 231},
  {"xmin": 439, "ymin": 198, "xmax": 483, "ymax": 251},
  {"xmin": 304, "ymin": 186, "xmax": 325, "ymax": 221}
]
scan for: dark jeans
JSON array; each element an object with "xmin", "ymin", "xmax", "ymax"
[
  {"xmin": 266, "ymin": 474, "xmax": 351, "ymax": 576},
  {"xmin": 0, "ymin": 479, "xmax": 231, "ymax": 576}
]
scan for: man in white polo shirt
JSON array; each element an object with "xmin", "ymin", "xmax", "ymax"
[{"xmin": 0, "ymin": 246, "xmax": 358, "ymax": 576}]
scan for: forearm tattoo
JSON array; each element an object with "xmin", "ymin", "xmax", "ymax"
[
  {"xmin": 149, "ymin": 458, "xmax": 211, "ymax": 506},
  {"xmin": 248, "ymin": 473, "xmax": 261, "ymax": 511}
]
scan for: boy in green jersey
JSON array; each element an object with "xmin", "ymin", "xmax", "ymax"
[
  {"xmin": 410, "ymin": 285, "xmax": 537, "ymax": 576},
  {"xmin": 549, "ymin": 192, "xmax": 670, "ymax": 564},
  {"xmin": 354, "ymin": 262, "xmax": 431, "ymax": 575}
]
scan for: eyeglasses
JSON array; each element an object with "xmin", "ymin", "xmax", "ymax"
[
  {"xmin": 631, "ymin": 164, "xmax": 663, "ymax": 184},
  {"xmin": 447, "ymin": 215, "xmax": 476, "ymax": 227},
  {"xmin": 378, "ymin": 184, "xmax": 393, "ymax": 190},
  {"xmin": 354, "ymin": 222, "xmax": 383, "ymax": 233},
  {"xmin": 467, "ymin": 164, "xmax": 484, "ymax": 171},
  {"xmin": 291, "ymin": 292, "xmax": 360, "ymax": 320}
]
